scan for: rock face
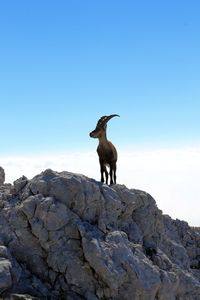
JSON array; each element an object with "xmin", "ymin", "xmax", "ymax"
[
  {"xmin": 0, "ymin": 169, "xmax": 200, "ymax": 299},
  {"xmin": 0, "ymin": 166, "xmax": 5, "ymax": 185}
]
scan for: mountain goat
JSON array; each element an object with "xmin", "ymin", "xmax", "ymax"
[{"xmin": 89, "ymin": 114, "xmax": 119, "ymax": 185}]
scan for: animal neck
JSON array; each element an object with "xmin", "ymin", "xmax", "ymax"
[{"xmin": 98, "ymin": 133, "xmax": 108, "ymax": 145}]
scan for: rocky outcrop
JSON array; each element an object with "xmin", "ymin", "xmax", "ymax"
[
  {"xmin": 0, "ymin": 167, "xmax": 5, "ymax": 186},
  {"xmin": 0, "ymin": 168, "xmax": 200, "ymax": 299}
]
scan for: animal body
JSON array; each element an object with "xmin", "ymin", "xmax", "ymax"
[{"xmin": 89, "ymin": 114, "xmax": 119, "ymax": 185}]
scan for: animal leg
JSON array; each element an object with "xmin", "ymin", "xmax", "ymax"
[
  {"xmin": 110, "ymin": 162, "xmax": 117, "ymax": 184},
  {"xmin": 105, "ymin": 167, "xmax": 108, "ymax": 184},
  {"xmin": 100, "ymin": 163, "xmax": 108, "ymax": 184},
  {"xmin": 113, "ymin": 164, "xmax": 117, "ymax": 184},
  {"xmin": 109, "ymin": 166, "xmax": 114, "ymax": 185}
]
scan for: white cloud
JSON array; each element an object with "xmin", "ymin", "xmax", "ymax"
[
  {"xmin": 118, "ymin": 147, "xmax": 200, "ymax": 227},
  {"xmin": 1, "ymin": 147, "xmax": 200, "ymax": 226}
]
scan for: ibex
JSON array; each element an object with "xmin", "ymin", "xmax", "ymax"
[{"xmin": 89, "ymin": 114, "xmax": 120, "ymax": 185}]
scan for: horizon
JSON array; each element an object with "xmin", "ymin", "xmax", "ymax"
[
  {"xmin": 1, "ymin": 145, "xmax": 200, "ymax": 227},
  {"xmin": 0, "ymin": 1, "xmax": 200, "ymax": 226}
]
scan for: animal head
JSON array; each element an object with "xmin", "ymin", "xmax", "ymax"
[{"xmin": 89, "ymin": 114, "xmax": 119, "ymax": 139}]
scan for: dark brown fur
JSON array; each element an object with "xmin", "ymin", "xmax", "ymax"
[{"xmin": 89, "ymin": 115, "xmax": 119, "ymax": 185}]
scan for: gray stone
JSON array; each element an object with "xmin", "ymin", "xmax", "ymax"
[
  {"xmin": 5, "ymin": 294, "xmax": 40, "ymax": 300},
  {"xmin": 13, "ymin": 176, "xmax": 28, "ymax": 194},
  {"xmin": 0, "ymin": 169, "xmax": 200, "ymax": 299},
  {"xmin": 0, "ymin": 258, "xmax": 12, "ymax": 293},
  {"xmin": 0, "ymin": 166, "xmax": 5, "ymax": 186}
]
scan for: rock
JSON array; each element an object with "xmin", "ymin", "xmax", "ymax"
[
  {"xmin": 0, "ymin": 166, "xmax": 5, "ymax": 185},
  {"xmin": 5, "ymin": 294, "xmax": 40, "ymax": 300},
  {"xmin": 13, "ymin": 176, "xmax": 28, "ymax": 194},
  {"xmin": 0, "ymin": 169, "xmax": 200, "ymax": 299},
  {"xmin": 0, "ymin": 258, "xmax": 12, "ymax": 293}
]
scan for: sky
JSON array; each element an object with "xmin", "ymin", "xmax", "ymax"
[{"xmin": 0, "ymin": 1, "xmax": 200, "ymax": 226}]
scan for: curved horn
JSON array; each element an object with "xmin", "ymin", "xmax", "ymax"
[
  {"xmin": 96, "ymin": 114, "xmax": 120, "ymax": 128},
  {"xmin": 105, "ymin": 114, "xmax": 120, "ymax": 122}
]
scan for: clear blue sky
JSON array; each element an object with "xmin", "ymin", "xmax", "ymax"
[{"xmin": 0, "ymin": 0, "xmax": 200, "ymax": 154}]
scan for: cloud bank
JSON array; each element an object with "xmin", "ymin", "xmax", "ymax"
[{"xmin": 1, "ymin": 147, "xmax": 200, "ymax": 226}]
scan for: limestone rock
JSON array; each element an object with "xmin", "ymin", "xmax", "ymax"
[
  {"xmin": 0, "ymin": 258, "xmax": 12, "ymax": 293},
  {"xmin": 13, "ymin": 176, "xmax": 28, "ymax": 194},
  {"xmin": 0, "ymin": 166, "xmax": 5, "ymax": 185},
  {"xmin": 0, "ymin": 169, "xmax": 199, "ymax": 299}
]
